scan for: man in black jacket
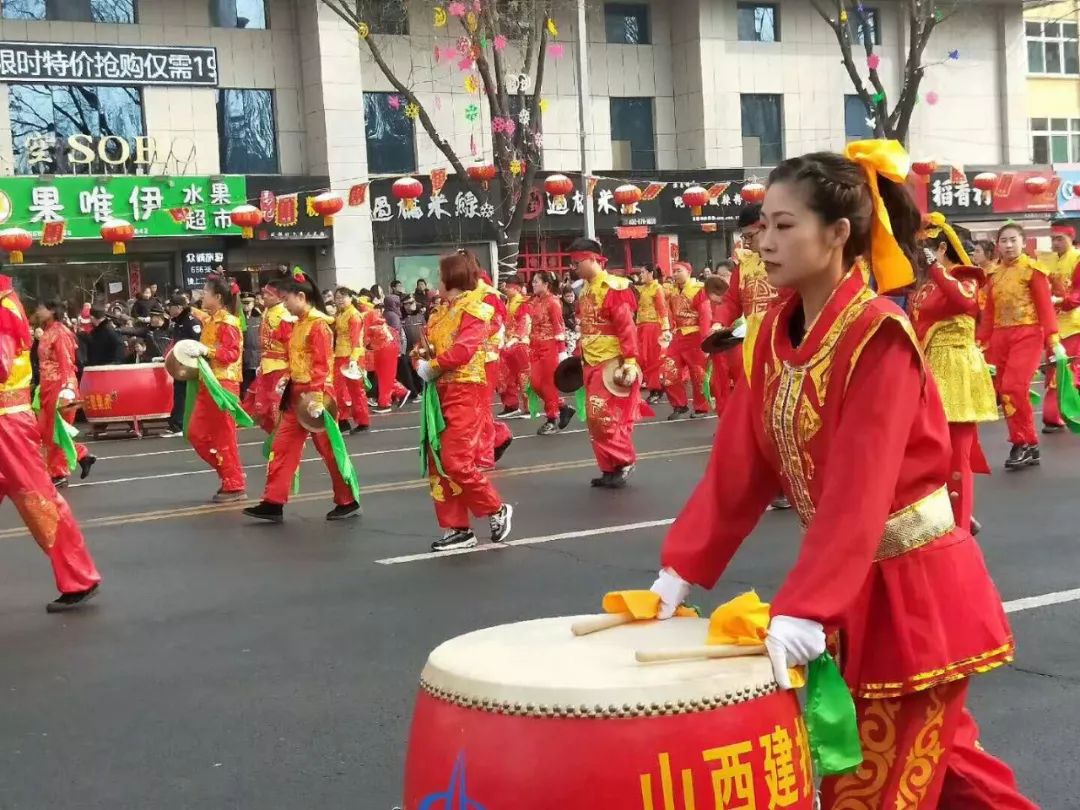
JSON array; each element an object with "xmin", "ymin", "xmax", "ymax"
[
  {"xmin": 163, "ymin": 294, "xmax": 204, "ymax": 436},
  {"xmin": 83, "ymin": 307, "xmax": 127, "ymax": 366}
]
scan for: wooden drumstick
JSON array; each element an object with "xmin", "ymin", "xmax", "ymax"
[
  {"xmin": 634, "ymin": 644, "xmax": 767, "ymax": 664},
  {"xmin": 570, "ymin": 613, "xmax": 636, "ymax": 636}
]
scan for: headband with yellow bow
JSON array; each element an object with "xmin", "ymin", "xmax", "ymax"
[
  {"xmin": 924, "ymin": 211, "xmax": 972, "ymax": 267},
  {"xmin": 842, "ymin": 139, "xmax": 915, "ymax": 293}
]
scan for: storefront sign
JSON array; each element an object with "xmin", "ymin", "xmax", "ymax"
[
  {"xmin": 0, "ymin": 175, "xmax": 246, "ymax": 239},
  {"xmin": 17, "ymin": 132, "xmax": 198, "ymax": 172},
  {"xmin": 1055, "ymin": 165, "xmax": 1080, "ymax": 213},
  {"xmin": 246, "ymin": 176, "xmax": 332, "ymax": 242},
  {"xmin": 182, "ymin": 249, "xmax": 226, "ymax": 289},
  {"xmin": 0, "ymin": 42, "xmax": 218, "ymax": 86},
  {"xmin": 925, "ymin": 168, "xmax": 1057, "ymax": 218}
]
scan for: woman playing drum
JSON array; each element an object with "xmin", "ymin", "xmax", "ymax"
[{"xmin": 649, "ymin": 142, "xmax": 1037, "ymax": 808}]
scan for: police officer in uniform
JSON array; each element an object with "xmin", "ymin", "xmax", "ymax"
[{"xmin": 164, "ymin": 293, "xmax": 203, "ymax": 436}]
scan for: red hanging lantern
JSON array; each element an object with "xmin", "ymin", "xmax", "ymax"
[
  {"xmin": 613, "ymin": 183, "xmax": 642, "ymax": 215},
  {"xmin": 1024, "ymin": 175, "xmax": 1050, "ymax": 196},
  {"xmin": 467, "ymin": 164, "xmax": 498, "ymax": 190},
  {"xmin": 544, "ymin": 173, "xmax": 575, "ymax": 206},
  {"xmin": 910, "ymin": 160, "xmax": 938, "ymax": 177},
  {"xmin": 311, "ymin": 192, "xmax": 345, "ymax": 226},
  {"xmin": 681, "ymin": 185, "xmax": 709, "ymax": 216},
  {"xmin": 740, "ymin": 181, "xmax": 766, "ymax": 204},
  {"xmin": 972, "ymin": 172, "xmax": 997, "ymax": 193},
  {"xmin": 0, "ymin": 228, "xmax": 33, "ymax": 263},
  {"xmin": 392, "ymin": 177, "xmax": 424, "ymax": 211},
  {"xmin": 100, "ymin": 219, "xmax": 135, "ymax": 255},
  {"xmin": 230, "ymin": 204, "xmax": 262, "ymax": 238}
]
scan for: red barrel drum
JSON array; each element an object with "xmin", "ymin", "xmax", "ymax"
[
  {"xmin": 403, "ymin": 617, "xmax": 814, "ymax": 809},
  {"xmin": 80, "ymin": 363, "xmax": 173, "ymax": 423}
]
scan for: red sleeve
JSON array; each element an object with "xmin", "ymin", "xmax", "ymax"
[
  {"xmin": 547, "ymin": 296, "xmax": 566, "ymax": 347},
  {"xmin": 660, "ymin": 378, "xmax": 781, "ymax": 586},
  {"xmin": 309, "ymin": 321, "xmax": 333, "ymax": 390},
  {"xmin": 272, "ymin": 319, "xmax": 294, "ymax": 344},
  {"xmin": 0, "ymin": 333, "xmax": 15, "ymax": 383},
  {"xmin": 604, "ymin": 289, "xmax": 639, "ymax": 361},
  {"xmin": 435, "ymin": 312, "xmax": 487, "ymax": 371},
  {"xmin": 695, "ymin": 289, "xmax": 713, "ymax": 333},
  {"xmin": 213, "ymin": 323, "xmax": 242, "ymax": 364},
  {"xmin": 771, "ymin": 322, "xmax": 920, "ymax": 623},
  {"xmin": 655, "ymin": 287, "xmax": 670, "ymax": 326},
  {"xmin": 1063, "ymin": 266, "xmax": 1080, "ymax": 312},
  {"xmin": 57, "ymin": 329, "xmax": 78, "ymax": 387},
  {"xmin": 715, "ymin": 266, "xmax": 743, "ymax": 326},
  {"xmin": 976, "ymin": 284, "xmax": 994, "ymax": 346},
  {"xmin": 1032, "ymin": 271, "xmax": 1061, "ymax": 344},
  {"xmin": 930, "ymin": 265, "xmax": 978, "ymax": 316}
]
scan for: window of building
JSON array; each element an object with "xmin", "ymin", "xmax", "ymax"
[
  {"xmin": 844, "ymin": 95, "xmax": 873, "ymax": 141},
  {"xmin": 217, "ymin": 89, "xmax": 278, "ymax": 173},
  {"xmin": 9, "ymin": 84, "xmax": 144, "ymax": 174},
  {"xmin": 610, "ymin": 97, "xmax": 655, "ymax": 171},
  {"xmin": 737, "ymin": 3, "xmax": 779, "ymax": 43},
  {"xmin": 1031, "ymin": 117, "xmax": 1080, "ymax": 163},
  {"xmin": 2, "ymin": 0, "xmax": 136, "ymax": 22},
  {"xmin": 604, "ymin": 3, "xmax": 650, "ymax": 45},
  {"xmin": 358, "ymin": 0, "xmax": 408, "ymax": 35},
  {"xmin": 741, "ymin": 93, "xmax": 783, "ymax": 166},
  {"xmin": 1027, "ymin": 20, "xmax": 1080, "ymax": 75},
  {"xmin": 849, "ymin": 7, "xmax": 880, "ymax": 46},
  {"xmin": 364, "ymin": 92, "xmax": 416, "ymax": 175},
  {"xmin": 210, "ymin": 0, "xmax": 266, "ymax": 30}
]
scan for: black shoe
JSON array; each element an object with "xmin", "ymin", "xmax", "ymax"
[
  {"xmin": 338, "ymin": 418, "xmax": 351, "ymax": 431},
  {"xmin": 489, "ymin": 503, "xmax": 513, "ymax": 543},
  {"xmin": 432, "ymin": 529, "xmax": 478, "ymax": 552},
  {"xmin": 591, "ymin": 473, "xmax": 613, "ymax": 488},
  {"xmin": 1005, "ymin": 444, "xmax": 1032, "ymax": 470},
  {"xmin": 558, "ymin": 405, "xmax": 576, "ymax": 429},
  {"xmin": 1029, "ymin": 444, "xmax": 1041, "ymax": 466},
  {"xmin": 538, "ymin": 419, "xmax": 558, "ymax": 435},
  {"xmin": 607, "ymin": 464, "xmax": 636, "ymax": 489},
  {"xmin": 46, "ymin": 583, "xmax": 100, "ymax": 613},
  {"xmin": 1043, "ymin": 424, "xmax": 1065, "ymax": 434},
  {"xmin": 498, "ymin": 407, "xmax": 522, "ymax": 419},
  {"xmin": 667, "ymin": 407, "xmax": 689, "ymax": 421},
  {"xmin": 689, "ymin": 410, "xmax": 709, "ymax": 419},
  {"xmin": 78, "ymin": 454, "xmax": 97, "ymax": 480},
  {"xmin": 769, "ymin": 495, "xmax": 792, "ymax": 510},
  {"xmin": 243, "ymin": 501, "xmax": 284, "ymax": 523},
  {"xmin": 646, "ymin": 391, "xmax": 662, "ymax": 405},
  {"xmin": 970, "ymin": 516, "xmax": 982, "ymax": 537},
  {"xmin": 351, "ymin": 424, "xmax": 370, "ymax": 434},
  {"xmin": 51, "ymin": 476, "xmax": 68, "ymax": 489},
  {"xmin": 494, "ymin": 436, "xmax": 513, "ymax": 462},
  {"xmin": 326, "ymin": 501, "xmax": 362, "ymax": 521},
  {"xmin": 372, "ymin": 405, "xmax": 391, "ymax": 414},
  {"xmin": 397, "ymin": 391, "xmax": 414, "ymax": 409}
]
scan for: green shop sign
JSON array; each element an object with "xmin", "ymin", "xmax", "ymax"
[{"xmin": 0, "ymin": 175, "xmax": 248, "ymax": 239}]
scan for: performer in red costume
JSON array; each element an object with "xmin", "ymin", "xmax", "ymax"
[
  {"xmin": 1041, "ymin": 223, "xmax": 1080, "ymax": 433},
  {"xmin": 703, "ymin": 273, "xmax": 739, "ymax": 416},
  {"xmin": 333, "ymin": 287, "xmax": 371, "ymax": 434},
  {"xmin": 364, "ymin": 300, "xmax": 406, "ymax": 413},
  {"xmin": 34, "ymin": 299, "xmax": 95, "ymax": 485},
  {"xmin": 978, "ymin": 222, "xmax": 1063, "ymax": 469},
  {"xmin": 650, "ymin": 143, "xmax": 1036, "ymax": 810},
  {"xmin": 475, "ymin": 268, "xmax": 514, "ymax": 467},
  {"xmin": 570, "ymin": 237, "xmax": 642, "ymax": 488},
  {"xmin": 244, "ymin": 270, "xmax": 361, "ymax": 523},
  {"xmin": 635, "ymin": 265, "xmax": 671, "ymax": 404},
  {"xmin": 241, "ymin": 276, "xmax": 292, "ymax": 434},
  {"xmin": 0, "ymin": 276, "xmax": 100, "ymax": 612},
  {"xmin": 188, "ymin": 276, "xmax": 247, "ymax": 502},
  {"xmin": 661, "ymin": 261, "xmax": 712, "ymax": 419},
  {"xmin": 416, "ymin": 252, "xmax": 512, "ymax": 552},
  {"xmin": 496, "ymin": 274, "xmax": 531, "ymax": 419},
  {"xmin": 529, "ymin": 271, "xmax": 574, "ymax": 435}
]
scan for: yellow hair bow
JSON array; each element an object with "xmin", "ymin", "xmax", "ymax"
[
  {"xmin": 926, "ymin": 211, "xmax": 972, "ymax": 267},
  {"xmin": 843, "ymin": 139, "xmax": 915, "ymax": 293}
]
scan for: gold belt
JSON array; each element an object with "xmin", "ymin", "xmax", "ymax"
[{"xmin": 875, "ymin": 486, "xmax": 956, "ymax": 561}]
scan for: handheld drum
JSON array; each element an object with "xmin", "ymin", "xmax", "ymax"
[
  {"xmin": 164, "ymin": 339, "xmax": 202, "ymax": 382},
  {"xmin": 403, "ymin": 616, "xmax": 814, "ymax": 809}
]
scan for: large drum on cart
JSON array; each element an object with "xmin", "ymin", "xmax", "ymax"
[
  {"xmin": 80, "ymin": 363, "xmax": 173, "ymax": 435},
  {"xmin": 403, "ymin": 616, "xmax": 814, "ymax": 809}
]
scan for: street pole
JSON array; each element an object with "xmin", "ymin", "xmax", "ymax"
[{"xmin": 574, "ymin": 0, "xmax": 595, "ymax": 239}]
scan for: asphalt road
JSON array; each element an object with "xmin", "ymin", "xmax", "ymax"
[{"xmin": 0, "ymin": 404, "xmax": 1077, "ymax": 809}]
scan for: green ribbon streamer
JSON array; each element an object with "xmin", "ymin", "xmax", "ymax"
[
  {"xmin": 703, "ymin": 359, "xmax": 715, "ymax": 408},
  {"xmin": 575, "ymin": 386, "xmax": 586, "ymax": 422},
  {"xmin": 418, "ymin": 382, "xmax": 447, "ymax": 477},
  {"xmin": 31, "ymin": 385, "xmax": 40, "ymax": 413},
  {"xmin": 1057, "ymin": 356, "xmax": 1080, "ymax": 434},
  {"xmin": 524, "ymin": 382, "xmax": 543, "ymax": 418},
  {"xmin": 53, "ymin": 404, "xmax": 78, "ymax": 472},
  {"xmin": 804, "ymin": 652, "xmax": 863, "ymax": 777},
  {"xmin": 1030, "ymin": 388, "xmax": 1043, "ymax": 406},
  {"xmin": 323, "ymin": 411, "xmax": 361, "ymax": 501},
  {"xmin": 364, "ymin": 373, "xmax": 373, "ymax": 392}
]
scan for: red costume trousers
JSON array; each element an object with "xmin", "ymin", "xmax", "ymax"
[
  {"xmin": 373, "ymin": 345, "xmax": 403, "ymax": 408},
  {"xmin": 241, "ymin": 368, "xmax": 286, "ymax": 434},
  {"xmin": 1042, "ymin": 333, "xmax": 1080, "ymax": 427},
  {"xmin": 529, "ymin": 342, "xmax": 564, "ymax": 420},
  {"xmin": 662, "ymin": 332, "xmax": 710, "ymax": 412},
  {"xmin": 583, "ymin": 363, "xmax": 639, "ymax": 473},
  {"xmin": 499, "ymin": 345, "xmax": 530, "ymax": 410},
  {"xmin": 0, "ymin": 409, "xmax": 100, "ymax": 594},
  {"xmin": 188, "ymin": 381, "xmax": 246, "ymax": 492},
  {"xmin": 637, "ymin": 322, "xmax": 663, "ymax": 391},
  {"xmin": 477, "ymin": 362, "xmax": 513, "ymax": 468},
  {"xmin": 333, "ymin": 357, "xmax": 370, "ymax": 427},
  {"xmin": 948, "ymin": 422, "xmax": 989, "ymax": 532},
  {"xmin": 987, "ymin": 326, "xmax": 1043, "ymax": 445},
  {"xmin": 263, "ymin": 409, "xmax": 353, "ymax": 506},
  {"xmin": 38, "ymin": 384, "xmax": 88, "ymax": 478},
  {"xmin": 429, "ymin": 382, "xmax": 502, "ymax": 530},
  {"xmin": 820, "ymin": 680, "xmax": 1036, "ymax": 809},
  {"xmin": 708, "ymin": 351, "xmax": 741, "ymax": 417}
]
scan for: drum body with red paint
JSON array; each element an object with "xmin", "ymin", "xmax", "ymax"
[{"xmin": 80, "ymin": 363, "xmax": 173, "ymax": 423}]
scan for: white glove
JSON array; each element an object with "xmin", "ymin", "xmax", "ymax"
[
  {"xmin": 58, "ymin": 388, "xmax": 76, "ymax": 402},
  {"xmin": 346, "ymin": 361, "xmax": 362, "ymax": 378},
  {"xmin": 306, "ymin": 401, "xmax": 324, "ymax": 419},
  {"xmin": 731, "ymin": 319, "xmax": 748, "ymax": 340},
  {"xmin": 417, "ymin": 359, "xmax": 437, "ymax": 383},
  {"xmin": 649, "ymin": 567, "xmax": 691, "ymax": 620},
  {"xmin": 1053, "ymin": 341, "xmax": 1068, "ymax": 362},
  {"xmin": 557, "ymin": 351, "xmax": 570, "ymax": 362},
  {"xmin": 280, "ymin": 313, "xmax": 298, "ymax": 323},
  {"xmin": 765, "ymin": 615, "xmax": 826, "ymax": 690},
  {"xmin": 275, "ymin": 376, "xmax": 289, "ymax": 395},
  {"xmin": 190, "ymin": 343, "xmax": 210, "ymax": 358}
]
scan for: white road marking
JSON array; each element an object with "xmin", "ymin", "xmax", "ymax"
[{"xmin": 1004, "ymin": 588, "xmax": 1080, "ymax": 614}]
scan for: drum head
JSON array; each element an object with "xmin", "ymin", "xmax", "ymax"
[
  {"xmin": 164, "ymin": 340, "xmax": 201, "ymax": 381},
  {"xmin": 420, "ymin": 616, "xmax": 775, "ymax": 712},
  {"xmin": 296, "ymin": 392, "xmax": 338, "ymax": 432},
  {"xmin": 554, "ymin": 355, "xmax": 583, "ymax": 394},
  {"xmin": 701, "ymin": 327, "xmax": 744, "ymax": 355}
]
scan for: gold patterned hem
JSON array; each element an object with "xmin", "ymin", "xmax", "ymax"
[{"xmin": 857, "ymin": 639, "xmax": 1015, "ymax": 699}]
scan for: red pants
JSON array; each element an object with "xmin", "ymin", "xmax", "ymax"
[
  {"xmin": 1042, "ymin": 333, "xmax": 1080, "ymax": 427},
  {"xmin": 241, "ymin": 368, "xmax": 286, "ymax": 434},
  {"xmin": 662, "ymin": 332, "xmax": 710, "ymax": 412},
  {"xmin": 583, "ymin": 363, "xmax": 639, "ymax": 473},
  {"xmin": 529, "ymin": 342, "xmax": 564, "ymax": 420},
  {"xmin": 429, "ymin": 382, "xmax": 503, "ymax": 530},
  {"xmin": 987, "ymin": 326, "xmax": 1043, "ymax": 445},
  {"xmin": 0, "ymin": 409, "xmax": 100, "ymax": 594},
  {"xmin": 38, "ymin": 384, "xmax": 88, "ymax": 478},
  {"xmin": 188, "ymin": 381, "xmax": 246, "ymax": 492},
  {"xmin": 708, "ymin": 351, "xmax": 740, "ymax": 417},
  {"xmin": 948, "ymin": 422, "xmax": 989, "ymax": 532},
  {"xmin": 820, "ymin": 680, "xmax": 1036, "ymax": 809},
  {"xmin": 499, "ymin": 344, "xmax": 530, "ymax": 410},
  {"xmin": 637, "ymin": 322, "xmax": 664, "ymax": 391},
  {"xmin": 263, "ymin": 408, "xmax": 354, "ymax": 506},
  {"xmin": 372, "ymin": 345, "xmax": 403, "ymax": 408},
  {"xmin": 333, "ymin": 357, "xmax": 370, "ymax": 427},
  {"xmin": 477, "ymin": 362, "xmax": 513, "ymax": 468}
]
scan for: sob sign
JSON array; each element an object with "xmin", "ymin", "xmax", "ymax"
[{"xmin": 27, "ymin": 133, "xmax": 192, "ymax": 168}]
